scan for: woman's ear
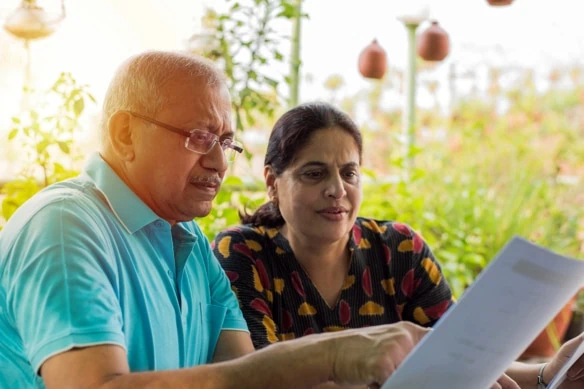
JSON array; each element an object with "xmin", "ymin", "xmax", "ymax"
[{"xmin": 264, "ymin": 165, "xmax": 277, "ymax": 199}]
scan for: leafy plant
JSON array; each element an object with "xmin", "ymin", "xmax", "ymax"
[
  {"xmin": 1, "ymin": 72, "xmax": 95, "ymax": 223},
  {"xmin": 202, "ymin": 0, "xmax": 301, "ymax": 135}
]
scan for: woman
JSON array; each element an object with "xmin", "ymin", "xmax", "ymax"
[
  {"xmin": 213, "ymin": 102, "xmax": 584, "ymax": 388},
  {"xmin": 212, "ymin": 102, "xmax": 453, "ymax": 348}
]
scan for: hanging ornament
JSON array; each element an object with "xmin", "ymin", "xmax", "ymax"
[
  {"xmin": 417, "ymin": 21, "xmax": 450, "ymax": 62},
  {"xmin": 487, "ymin": 0, "xmax": 514, "ymax": 6},
  {"xmin": 3, "ymin": 0, "xmax": 66, "ymax": 41},
  {"xmin": 358, "ymin": 39, "xmax": 387, "ymax": 80}
]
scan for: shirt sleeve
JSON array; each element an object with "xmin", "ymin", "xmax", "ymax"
[
  {"xmin": 2, "ymin": 198, "xmax": 126, "ymax": 373},
  {"xmin": 213, "ymin": 228, "xmax": 276, "ymax": 349},
  {"xmin": 383, "ymin": 222, "xmax": 454, "ymax": 327}
]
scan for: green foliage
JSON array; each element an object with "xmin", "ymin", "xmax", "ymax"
[
  {"xmin": 203, "ymin": 0, "xmax": 300, "ymax": 134},
  {"xmin": 197, "ymin": 176, "xmax": 267, "ymax": 240},
  {"xmin": 1, "ymin": 72, "xmax": 94, "ymax": 223},
  {"xmin": 358, "ymin": 84, "xmax": 584, "ymax": 298}
]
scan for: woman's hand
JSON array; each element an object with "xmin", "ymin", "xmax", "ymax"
[{"xmin": 545, "ymin": 333, "xmax": 584, "ymax": 388}]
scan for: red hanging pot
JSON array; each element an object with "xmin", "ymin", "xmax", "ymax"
[
  {"xmin": 358, "ymin": 39, "xmax": 387, "ymax": 80},
  {"xmin": 487, "ymin": 0, "xmax": 514, "ymax": 5},
  {"xmin": 417, "ymin": 21, "xmax": 450, "ymax": 62}
]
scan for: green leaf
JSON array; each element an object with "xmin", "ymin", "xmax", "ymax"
[
  {"xmin": 57, "ymin": 141, "xmax": 70, "ymax": 154},
  {"xmin": 8, "ymin": 129, "xmax": 18, "ymax": 140},
  {"xmin": 264, "ymin": 77, "xmax": 278, "ymax": 89},
  {"xmin": 223, "ymin": 176, "xmax": 244, "ymax": 186},
  {"xmin": 11, "ymin": 117, "xmax": 21, "ymax": 124},
  {"xmin": 73, "ymin": 98, "xmax": 85, "ymax": 116}
]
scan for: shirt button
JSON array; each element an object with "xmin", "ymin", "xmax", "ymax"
[{"xmin": 167, "ymin": 270, "xmax": 172, "ymax": 277}]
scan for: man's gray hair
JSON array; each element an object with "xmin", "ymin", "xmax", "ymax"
[{"xmin": 98, "ymin": 51, "xmax": 226, "ymax": 148}]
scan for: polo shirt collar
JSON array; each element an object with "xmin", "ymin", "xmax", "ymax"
[{"xmin": 83, "ymin": 152, "xmax": 160, "ymax": 234}]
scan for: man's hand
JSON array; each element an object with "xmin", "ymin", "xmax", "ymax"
[{"xmin": 325, "ymin": 321, "xmax": 430, "ymax": 387}]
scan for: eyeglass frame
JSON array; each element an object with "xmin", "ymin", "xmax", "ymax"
[{"xmin": 128, "ymin": 111, "xmax": 244, "ymax": 158}]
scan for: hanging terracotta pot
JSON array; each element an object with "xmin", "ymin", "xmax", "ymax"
[
  {"xmin": 358, "ymin": 39, "xmax": 387, "ymax": 80},
  {"xmin": 487, "ymin": 0, "xmax": 514, "ymax": 5},
  {"xmin": 417, "ymin": 21, "xmax": 450, "ymax": 62}
]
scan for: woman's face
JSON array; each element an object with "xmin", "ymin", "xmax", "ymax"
[{"xmin": 270, "ymin": 126, "xmax": 362, "ymax": 246}]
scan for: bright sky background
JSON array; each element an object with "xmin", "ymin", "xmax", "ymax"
[{"xmin": 1, "ymin": 0, "xmax": 583, "ymax": 139}]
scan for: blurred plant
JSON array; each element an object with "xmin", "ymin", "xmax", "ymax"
[
  {"xmin": 1, "ymin": 72, "xmax": 95, "ymax": 223},
  {"xmin": 198, "ymin": 0, "xmax": 304, "ymax": 136},
  {"xmin": 197, "ymin": 176, "xmax": 266, "ymax": 241},
  {"xmin": 323, "ymin": 74, "xmax": 345, "ymax": 104}
]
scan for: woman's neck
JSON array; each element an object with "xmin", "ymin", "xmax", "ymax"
[{"xmin": 281, "ymin": 225, "xmax": 350, "ymax": 276}]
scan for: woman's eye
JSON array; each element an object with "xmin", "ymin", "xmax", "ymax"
[
  {"xmin": 344, "ymin": 171, "xmax": 360, "ymax": 181},
  {"xmin": 304, "ymin": 171, "xmax": 324, "ymax": 179}
]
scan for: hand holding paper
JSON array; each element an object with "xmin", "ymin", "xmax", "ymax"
[
  {"xmin": 381, "ymin": 237, "xmax": 584, "ymax": 389},
  {"xmin": 546, "ymin": 334, "xmax": 584, "ymax": 389}
]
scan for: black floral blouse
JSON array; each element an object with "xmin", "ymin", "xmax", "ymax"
[{"xmin": 212, "ymin": 217, "xmax": 454, "ymax": 349}]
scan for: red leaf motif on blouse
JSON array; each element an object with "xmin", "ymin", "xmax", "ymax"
[
  {"xmin": 393, "ymin": 223, "xmax": 412, "ymax": 237},
  {"xmin": 255, "ymin": 259, "xmax": 271, "ymax": 289},
  {"xmin": 362, "ymin": 267, "xmax": 373, "ymax": 297},
  {"xmin": 352, "ymin": 225, "xmax": 362, "ymax": 246},
  {"xmin": 250, "ymin": 298, "xmax": 272, "ymax": 317},
  {"xmin": 282, "ymin": 310, "xmax": 293, "ymax": 331},
  {"xmin": 225, "ymin": 271, "xmax": 239, "ymax": 282},
  {"xmin": 303, "ymin": 328, "xmax": 315, "ymax": 336},
  {"xmin": 233, "ymin": 243, "xmax": 253, "ymax": 260},
  {"xmin": 291, "ymin": 271, "xmax": 306, "ymax": 298},
  {"xmin": 401, "ymin": 269, "xmax": 421, "ymax": 297},
  {"xmin": 339, "ymin": 300, "xmax": 351, "ymax": 325},
  {"xmin": 424, "ymin": 300, "xmax": 451, "ymax": 319},
  {"xmin": 383, "ymin": 244, "xmax": 392, "ymax": 264},
  {"xmin": 413, "ymin": 233, "xmax": 424, "ymax": 253}
]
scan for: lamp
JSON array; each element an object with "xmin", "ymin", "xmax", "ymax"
[
  {"xmin": 487, "ymin": 0, "xmax": 514, "ymax": 6},
  {"xmin": 4, "ymin": 0, "xmax": 66, "ymax": 40}
]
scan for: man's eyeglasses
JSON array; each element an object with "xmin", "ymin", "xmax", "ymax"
[{"xmin": 129, "ymin": 112, "xmax": 244, "ymax": 162}]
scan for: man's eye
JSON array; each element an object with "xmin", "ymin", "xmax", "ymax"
[{"xmin": 191, "ymin": 132, "xmax": 210, "ymax": 144}]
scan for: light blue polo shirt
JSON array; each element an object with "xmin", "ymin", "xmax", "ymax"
[{"xmin": 0, "ymin": 153, "xmax": 248, "ymax": 388}]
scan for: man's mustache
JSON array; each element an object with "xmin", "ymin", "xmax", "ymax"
[{"xmin": 189, "ymin": 175, "xmax": 223, "ymax": 185}]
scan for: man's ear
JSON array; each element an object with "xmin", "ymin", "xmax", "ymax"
[
  {"xmin": 264, "ymin": 165, "xmax": 277, "ymax": 199},
  {"xmin": 107, "ymin": 111, "xmax": 136, "ymax": 161}
]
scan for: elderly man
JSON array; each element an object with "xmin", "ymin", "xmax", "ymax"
[{"xmin": 0, "ymin": 51, "xmax": 429, "ymax": 389}]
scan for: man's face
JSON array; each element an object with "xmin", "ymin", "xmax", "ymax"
[{"xmin": 127, "ymin": 78, "xmax": 233, "ymax": 224}]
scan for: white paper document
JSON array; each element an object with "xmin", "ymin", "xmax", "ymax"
[{"xmin": 382, "ymin": 236, "xmax": 584, "ymax": 389}]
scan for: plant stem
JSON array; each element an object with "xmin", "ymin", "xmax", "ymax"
[{"xmin": 288, "ymin": 0, "xmax": 302, "ymax": 108}]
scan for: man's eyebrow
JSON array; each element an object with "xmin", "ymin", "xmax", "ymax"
[{"xmin": 219, "ymin": 131, "xmax": 235, "ymax": 139}]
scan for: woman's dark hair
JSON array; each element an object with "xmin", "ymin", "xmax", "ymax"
[{"xmin": 241, "ymin": 102, "xmax": 363, "ymax": 227}]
